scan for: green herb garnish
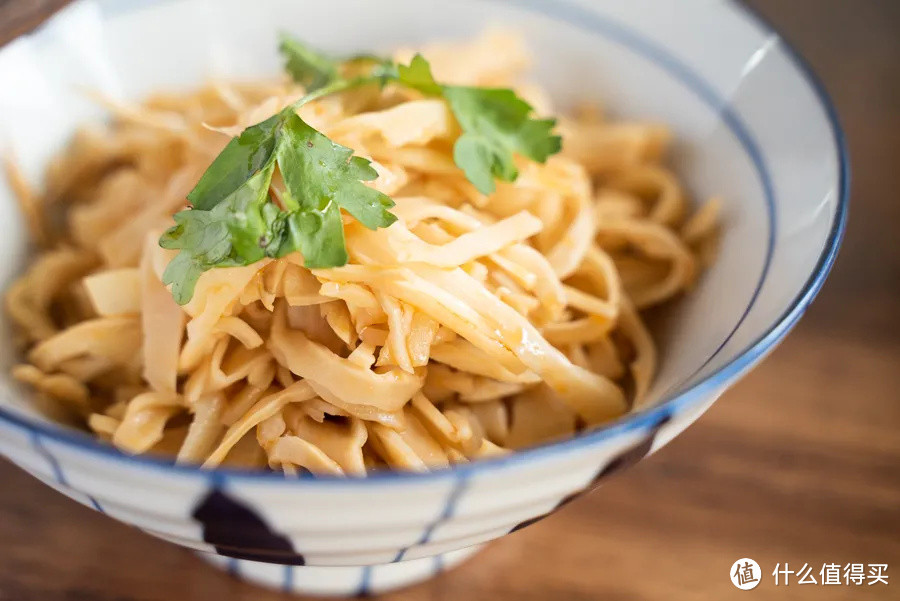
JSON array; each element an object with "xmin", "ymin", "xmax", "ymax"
[
  {"xmin": 280, "ymin": 37, "xmax": 562, "ymax": 194},
  {"xmin": 160, "ymin": 104, "xmax": 395, "ymax": 304},
  {"xmin": 159, "ymin": 35, "xmax": 561, "ymax": 304}
]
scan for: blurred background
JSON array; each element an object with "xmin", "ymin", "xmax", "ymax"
[{"xmin": 0, "ymin": 1, "xmax": 896, "ymax": 600}]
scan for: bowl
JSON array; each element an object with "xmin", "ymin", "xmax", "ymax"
[{"xmin": 0, "ymin": 0, "xmax": 847, "ymax": 596}]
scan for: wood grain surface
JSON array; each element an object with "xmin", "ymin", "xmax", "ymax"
[{"xmin": 0, "ymin": 1, "xmax": 897, "ymax": 600}]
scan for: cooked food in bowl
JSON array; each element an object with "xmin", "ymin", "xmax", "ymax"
[{"xmin": 5, "ymin": 32, "xmax": 719, "ymax": 475}]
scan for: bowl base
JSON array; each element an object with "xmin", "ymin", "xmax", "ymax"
[{"xmin": 199, "ymin": 545, "xmax": 483, "ymax": 597}]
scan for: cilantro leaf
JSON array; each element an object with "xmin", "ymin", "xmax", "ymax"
[
  {"xmin": 283, "ymin": 204, "xmax": 348, "ymax": 268},
  {"xmin": 278, "ymin": 34, "xmax": 342, "ymax": 92},
  {"xmin": 396, "ymin": 54, "xmax": 562, "ymax": 194},
  {"xmin": 160, "ymin": 251, "xmax": 206, "ymax": 307},
  {"xmin": 395, "ymin": 54, "xmax": 441, "ymax": 95},
  {"xmin": 161, "ymin": 163, "xmax": 277, "ymax": 303},
  {"xmin": 443, "ymin": 86, "xmax": 561, "ymax": 193},
  {"xmin": 452, "ymin": 132, "xmax": 507, "ymax": 195},
  {"xmin": 276, "ymin": 111, "xmax": 395, "ymax": 228},
  {"xmin": 218, "ymin": 163, "xmax": 278, "ymax": 262},
  {"xmin": 160, "ymin": 209, "xmax": 233, "ymax": 304},
  {"xmin": 187, "ymin": 113, "xmax": 281, "ymax": 210}
]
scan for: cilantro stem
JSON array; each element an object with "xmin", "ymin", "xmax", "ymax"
[{"xmin": 293, "ymin": 71, "xmax": 394, "ymax": 109}]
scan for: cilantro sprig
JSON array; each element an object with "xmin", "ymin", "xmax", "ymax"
[
  {"xmin": 159, "ymin": 35, "xmax": 561, "ymax": 304},
  {"xmin": 160, "ymin": 99, "xmax": 396, "ymax": 304},
  {"xmin": 280, "ymin": 37, "xmax": 562, "ymax": 194}
]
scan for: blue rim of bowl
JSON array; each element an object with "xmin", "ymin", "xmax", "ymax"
[{"xmin": 0, "ymin": 0, "xmax": 849, "ymax": 484}]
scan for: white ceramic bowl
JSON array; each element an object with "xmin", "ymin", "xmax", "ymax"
[{"xmin": 0, "ymin": 0, "xmax": 847, "ymax": 596}]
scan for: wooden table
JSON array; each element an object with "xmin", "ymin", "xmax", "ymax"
[{"xmin": 0, "ymin": 1, "xmax": 897, "ymax": 599}]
